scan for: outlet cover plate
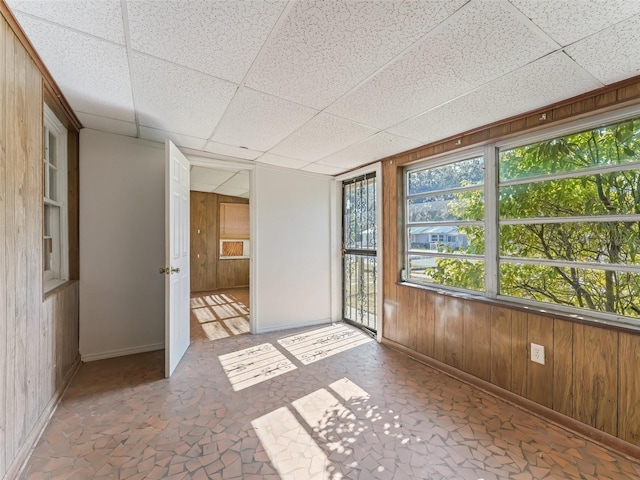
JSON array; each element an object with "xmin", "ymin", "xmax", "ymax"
[{"xmin": 531, "ymin": 343, "xmax": 545, "ymax": 365}]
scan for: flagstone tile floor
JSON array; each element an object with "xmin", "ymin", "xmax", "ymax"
[{"xmin": 20, "ymin": 322, "xmax": 640, "ymax": 480}]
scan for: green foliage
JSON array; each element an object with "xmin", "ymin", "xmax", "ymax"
[
  {"xmin": 429, "ymin": 258, "xmax": 485, "ymax": 291},
  {"xmin": 413, "ymin": 118, "xmax": 640, "ymax": 319},
  {"xmin": 408, "ymin": 156, "xmax": 483, "ymax": 195}
]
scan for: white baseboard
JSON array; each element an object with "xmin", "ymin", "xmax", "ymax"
[
  {"xmin": 81, "ymin": 342, "xmax": 164, "ymax": 362},
  {"xmin": 6, "ymin": 356, "xmax": 81, "ymax": 480},
  {"xmin": 254, "ymin": 318, "xmax": 332, "ymax": 334}
]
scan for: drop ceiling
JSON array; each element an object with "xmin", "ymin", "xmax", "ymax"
[
  {"xmin": 7, "ymin": 0, "xmax": 640, "ymax": 176},
  {"xmin": 189, "ymin": 166, "xmax": 250, "ymax": 198}
]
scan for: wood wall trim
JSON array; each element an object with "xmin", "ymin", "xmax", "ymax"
[
  {"xmin": 1, "ymin": 1, "xmax": 82, "ymax": 131},
  {"xmin": 381, "ymin": 337, "xmax": 640, "ymax": 462}
]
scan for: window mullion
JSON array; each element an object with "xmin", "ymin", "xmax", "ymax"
[{"xmin": 484, "ymin": 145, "xmax": 498, "ymax": 298}]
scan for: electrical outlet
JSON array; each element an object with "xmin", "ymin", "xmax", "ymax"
[{"xmin": 531, "ymin": 343, "xmax": 545, "ymax": 365}]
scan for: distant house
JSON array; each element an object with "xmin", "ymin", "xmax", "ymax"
[{"xmin": 409, "ymin": 226, "xmax": 468, "ymax": 251}]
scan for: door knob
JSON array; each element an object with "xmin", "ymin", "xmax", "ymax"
[{"xmin": 160, "ymin": 267, "xmax": 180, "ymax": 274}]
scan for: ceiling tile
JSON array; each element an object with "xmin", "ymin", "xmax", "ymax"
[
  {"xmin": 139, "ymin": 126, "xmax": 208, "ymax": 151},
  {"xmin": 388, "ymin": 52, "xmax": 603, "ymax": 144},
  {"xmin": 77, "ymin": 112, "xmax": 137, "ymax": 137},
  {"xmin": 213, "ymin": 185, "xmax": 249, "ymax": 197},
  {"xmin": 256, "ymin": 153, "xmax": 311, "ymax": 170},
  {"xmin": 222, "ymin": 172, "xmax": 250, "ymax": 190},
  {"xmin": 269, "ymin": 113, "xmax": 377, "ymax": 162},
  {"xmin": 245, "ymin": 0, "xmax": 466, "ymax": 109},
  {"xmin": 132, "ymin": 53, "xmax": 238, "ymax": 139},
  {"xmin": 203, "ymin": 141, "xmax": 262, "ymax": 161},
  {"xmin": 510, "ymin": 0, "xmax": 640, "ymax": 47},
  {"xmin": 126, "ymin": 0, "xmax": 286, "ymax": 83},
  {"xmin": 191, "ymin": 166, "xmax": 235, "ymax": 187},
  {"xmin": 565, "ymin": 15, "xmax": 640, "ymax": 85},
  {"xmin": 301, "ymin": 164, "xmax": 348, "ymax": 176},
  {"xmin": 318, "ymin": 132, "xmax": 420, "ymax": 169},
  {"xmin": 14, "ymin": 14, "xmax": 134, "ymax": 122},
  {"xmin": 327, "ymin": 0, "xmax": 558, "ymax": 130},
  {"xmin": 211, "ymin": 88, "xmax": 318, "ymax": 151},
  {"xmin": 7, "ymin": 0, "xmax": 125, "ymax": 44}
]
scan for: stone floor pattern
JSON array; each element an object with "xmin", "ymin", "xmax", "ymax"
[{"xmin": 21, "ymin": 322, "xmax": 640, "ymax": 480}]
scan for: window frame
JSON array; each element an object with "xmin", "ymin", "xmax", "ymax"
[
  {"xmin": 43, "ymin": 103, "xmax": 69, "ymax": 293},
  {"xmin": 404, "ymin": 148, "xmax": 487, "ymax": 294},
  {"xmin": 402, "ymin": 104, "xmax": 640, "ymax": 329}
]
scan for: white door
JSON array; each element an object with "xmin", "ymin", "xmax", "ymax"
[{"xmin": 164, "ymin": 140, "xmax": 190, "ymax": 377}]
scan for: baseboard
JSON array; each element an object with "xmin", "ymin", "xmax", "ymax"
[
  {"xmin": 381, "ymin": 337, "xmax": 640, "ymax": 462},
  {"xmin": 254, "ymin": 318, "xmax": 332, "ymax": 334},
  {"xmin": 5, "ymin": 355, "xmax": 82, "ymax": 480},
  {"xmin": 81, "ymin": 342, "xmax": 164, "ymax": 362}
]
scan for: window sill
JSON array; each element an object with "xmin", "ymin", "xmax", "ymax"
[
  {"xmin": 44, "ymin": 278, "xmax": 72, "ymax": 299},
  {"xmin": 397, "ymin": 281, "xmax": 640, "ymax": 335}
]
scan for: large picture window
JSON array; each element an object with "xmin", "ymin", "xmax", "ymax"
[
  {"xmin": 498, "ymin": 118, "xmax": 640, "ymax": 320},
  {"xmin": 404, "ymin": 114, "xmax": 640, "ymax": 325},
  {"xmin": 43, "ymin": 104, "xmax": 68, "ymax": 292}
]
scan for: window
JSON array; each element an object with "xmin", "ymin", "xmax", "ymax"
[
  {"xmin": 43, "ymin": 104, "xmax": 68, "ymax": 292},
  {"xmin": 405, "ymin": 155, "xmax": 485, "ymax": 291},
  {"xmin": 403, "ymin": 113, "xmax": 640, "ymax": 325},
  {"xmin": 498, "ymin": 118, "xmax": 640, "ymax": 320}
]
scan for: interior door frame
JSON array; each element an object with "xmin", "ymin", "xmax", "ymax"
[
  {"xmin": 332, "ymin": 162, "xmax": 383, "ymax": 342},
  {"xmin": 185, "ymin": 153, "xmax": 257, "ymax": 334}
]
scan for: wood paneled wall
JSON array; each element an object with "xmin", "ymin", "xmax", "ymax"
[
  {"xmin": 1, "ymin": 9, "xmax": 80, "ymax": 480},
  {"xmin": 384, "ymin": 288, "xmax": 640, "ymax": 446},
  {"xmin": 190, "ymin": 191, "xmax": 249, "ymax": 292},
  {"xmin": 380, "ymin": 76, "xmax": 640, "ymax": 453}
]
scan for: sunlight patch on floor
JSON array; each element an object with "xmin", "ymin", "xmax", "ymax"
[
  {"xmin": 292, "ymin": 388, "xmax": 356, "ymax": 446},
  {"xmin": 252, "ymin": 407, "xmax": 332, "ymax": 480},
  {"xmin": 252, "ymin": 378, "xmax": 402, "ymax": 479},
  {"xmin": 201, "ymin": 322, "xmax": 230, "ymax": 341},
  {"xmin": 224, "ymin": 317, "xmax": 250, "ymax": 335},
  {"xmin": 219, "ymin": 343, "xmax": 296, "ymax": 391},
  {"xmin": 278, "ymin": 324, "xmax": 373, "ymax": 365},
  {"xmin": 211, "ymin": 304, "xmax": 240, "ymax": 320},
  {"xmin": 193, "ymin": 307, "xmax": 217, "ymax": 323},
  {"xmin": 329, "ymin": 377, "xmax": 370, "ymax": 402}
]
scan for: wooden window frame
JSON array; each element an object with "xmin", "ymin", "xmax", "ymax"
[{"xmin": 43, "ymin": 103, "xmax": 69, "ymax": 293}]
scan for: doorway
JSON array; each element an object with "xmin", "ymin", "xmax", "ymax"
[
  {"xmin": 342, "ymin": 172, "xmax": 378, "ymax": 333},
  {"xmin": 189, "ymin": 162, "xmax": 252, "ymax": 342}
]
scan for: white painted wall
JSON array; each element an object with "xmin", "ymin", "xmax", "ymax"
[
  {"xmin": 79, "ymin": 131, "xmax": 333, "ymax": 357},
  {"xmin": 79, "ymin": 129, "xmax": 165, "ymax": 361},
  {"xmin": 253, "ymin": 164, "xmax": 333, "ymax": 332}
]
